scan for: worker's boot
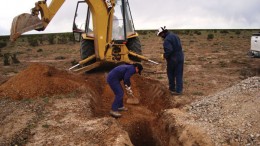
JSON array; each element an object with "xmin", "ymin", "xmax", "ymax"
[
  {"xmin": 110, "ymin": 110, "xmax": 122, "ymax": 118},
  {"xmin": 118, "ymin": 106, "xmax": 128, "ymax": 111}
]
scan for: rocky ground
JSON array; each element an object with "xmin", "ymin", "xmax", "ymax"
[
  {"xmin": 186, "ymin": 77, "xmax": 260, "ymax": 146},
  {"xmin": 0, "ymin": 30, "xmax": 259, "ymax": 145}
]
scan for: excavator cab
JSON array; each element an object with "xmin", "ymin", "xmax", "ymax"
[{"xmin": 73, "ymin": 0, "xmax": 136, "ymax": 43}]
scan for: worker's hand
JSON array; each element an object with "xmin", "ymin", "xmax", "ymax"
[{"xmin": 125, "ymin": 85, "xmax": 133, "ymax": 95}]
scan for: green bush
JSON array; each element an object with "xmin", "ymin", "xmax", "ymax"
[
  {"xmin": 28, "ymin": 37, "xmax": 39, "ymax": 46},
  {"xmin": 0, "ymin": 41, "xmax": 7, "ymax": 48},
  {"xmin": 48, "ymin": 34, "xmax": 55, "ymax": 44},
  {"xmin": 184, "ymin": 30, "xmax": 190, "ymax": 35},
  {"xmin": 220, "ymin": 30, "xmax": 229, "ymax": 33},
  {"xmin": 68, "ymin": 33, "xmax": 75, "ymax": 42},
  {"xmin": 207, "ymin": 34, "xmax": 214, "ymax": 40},
  {"xmin": 37, "ymin": 49, "xmax": 43, "ymax": 52},
  {"xmin": 137, "ymin": 30, "xmax": 148, "ymax": 35},
  {"xmin": 235, "ymin": 30, "xmax": 241, "ymax": 35},
  {"xmin": 194, "ymin": 30, "xmax": 201, "ymax": 35},
  {"xmin": 57, "ymin": 34, "xmax": 68, "ymax": 44}
]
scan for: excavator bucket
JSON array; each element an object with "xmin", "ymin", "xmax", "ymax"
[{"xmin": 10, "ymin": 13, "xmax": 44, "ymax": 42}]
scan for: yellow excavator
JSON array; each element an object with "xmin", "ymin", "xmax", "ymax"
[{"xmin": 10, "ymin": 0, "xmax": 158, "ymax": 72}]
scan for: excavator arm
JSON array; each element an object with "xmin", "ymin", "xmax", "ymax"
[
  {"xmin": 10, "ymin": 0, "xmax": 65, "ymax": 41},
  {"xmin": 31, "ymin": 0, "xmax": 65, "ymax": 29}
]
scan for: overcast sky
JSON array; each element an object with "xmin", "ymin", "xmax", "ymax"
[{"xmin": 1, "ymin": 0, "xmax": 260, "ymax": 35}]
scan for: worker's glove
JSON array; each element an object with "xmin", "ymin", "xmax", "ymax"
[
  {"xmin": 125, "ymin": 85, "xmax": 133, "ymax": 95},
  {"xmin": 160, "ymin": 54, "xmax": 164, "ymax": 60}
]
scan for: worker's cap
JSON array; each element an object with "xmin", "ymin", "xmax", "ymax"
[
  {"xmin": 157, "ymin": 26, "xmax": 167, "ymax": 36},
  {"xmin": 133, "ymin": 63, "xmax": 143, "ymax": 75}
]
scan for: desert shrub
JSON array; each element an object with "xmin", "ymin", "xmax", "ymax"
[
  {"xmin": 207, "ymin": 34, "xmax": 214, "ymax": 40},
  {"xmin": 38, "ymin": 36, "xmax": 45, "ymax": 44},
  {"xmin": 28, "ymin": 37, "xmax": 39, "ymax": 46},
  {"xmin": 219, "ymin": 61, "xmax": 227, "ymax": 67},
  {"xmin": 68, "ymin": 33, "xmax": 75, "ymax": 42},
  {"xmin": 71, "ymin": 59, "xmax": 78, "ymax": 66},
  {"xmin": 183, "ymin": 30, "xmax": 190, "ymax": 35},
  {"xmin": 57, "ymin": 37, "xmax": 67, "ymax": 44},
  {"xmin": 57, "ymin": 36, "xmax": 68, "ymax": 44},
  {"xmin": 55, "ymin": 56, "xmax": 66, "ymax": 60},
  {"xmin": 192, "ymin": 91, "xmax": 204, "ymax": 96},
  {"xmin": 48, "ymin": 34, "xmax": 55, "ymax": 44},
  {"xmin": 137, "ymin": 30, "xmax": 148, "ymax": 35},
  {"xmin": 220, "ymin": 30, "xmax": 229, "ymax": 33},
  {"xmin": 194, "ymin": 30, "xmax": 201, "ymax": 35},
  {"xmin": 0, "ymin": 40, "xmax": 7, "ymax": 48},
  {"xmin": 190, "ymin": 40, "xmax": 195, "ymax": 43},
  {"xmin": 26, "ymin": 48, "xmax": 32, "ymax": 51},
  {"xmin": 235, "ymin": 30, "xmax": 241, "ymax": 35},
  {"xmin": 37, "ymin": 49, "xmax": 43, "ymax": 52}
]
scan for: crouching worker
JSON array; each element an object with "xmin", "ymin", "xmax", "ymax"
[{"xmin": 107, "ymin": 63, "xmax": 143, "ymax": 118}]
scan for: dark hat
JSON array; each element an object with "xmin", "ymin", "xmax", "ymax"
[{"xmin": 133, "ymin": 63, "xmax": 143, "ymax": 75}]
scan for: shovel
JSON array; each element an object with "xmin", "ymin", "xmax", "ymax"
[{"xmin": 126, "ymin": 93, "xmax": 140, "ymax": 105}]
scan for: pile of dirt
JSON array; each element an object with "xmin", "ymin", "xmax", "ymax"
[{"xmin": 0, "ymin": 63, "xmax": 86, "ymax": 99}]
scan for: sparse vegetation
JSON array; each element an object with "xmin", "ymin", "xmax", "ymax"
[
  {"xmin": 55, "ymin": 56, "xmax": 66, "ymax": 60},
  {"xmin": 219, "ymin": 61, "xmax": 227, "ymax": 67},
  {"xmin": 235, "ymin": 30, "xmax": 241, "ymax": 35},
  {"xmin": 42, "ymin": 124, "xmax": 50, "ymax": 128},
  {"xmin": 220, "ymin": 30, "xmax": 229, "ymax": 34},
  {"xmin": 28, "ymin": 37, "xmax": 39, "ymax": 46},
  {"xmin": 0, "ymin": 40, "xmax": 7, "ymax": 48},
  {"xmin": 48, "ymin": 34, "xmax": 55, "ymax": 44},
  {"xmin": 192, "ymin": 91, "xmax": 204, "ymax": 96},
  {"xmin": 194, "ymin": 30, "xmax": 202, "ymax": 35},
  {"xmin": 37, "ymin": 49, "xmax": 43, "ymax": 52},
  {"xmin": 207, "ymin": 33, "xmax": 214, "ymax": 40}
]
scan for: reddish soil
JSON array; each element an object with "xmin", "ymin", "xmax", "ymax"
[{"xmin": 0, "ymin": 63, "xmax": 86, "ymax": 99}]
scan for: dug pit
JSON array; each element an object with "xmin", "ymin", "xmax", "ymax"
[
  {"xmin": 84, "ymin": 69, "xmax": 173, "ymax": 145},
  {"xmin": 0, "ymin": 63, "xmax": 208, "ymax": 145}
]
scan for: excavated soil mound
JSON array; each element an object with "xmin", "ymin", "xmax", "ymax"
[
  {"xmin": 0, "ymin": 63, "xmax": 175, "ymax": 145},
  {"xmin": 0, "ymin": 63, "xmax": 86, "ymax": 99}
]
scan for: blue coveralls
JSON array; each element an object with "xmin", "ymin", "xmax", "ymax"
[
  {"xmin": 107, "ymin": 64, "xmax": 136, "ymax": 111},
  {"xmin": 163, "ymin": 32, "xmax": 184, "ymax": 93}
]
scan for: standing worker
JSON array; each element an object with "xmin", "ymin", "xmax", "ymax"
[
  {"xmin": 107, "ymin": 63, "xmax": 143, "ymax": 118},
  {"xmin": 157, "ymin": 26, "xmax": 184, "ymax": 95}
]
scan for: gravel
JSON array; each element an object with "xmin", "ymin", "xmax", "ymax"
[{"xmin": 186, "ymin": 76, "xmax": 260, "ymax": 146}]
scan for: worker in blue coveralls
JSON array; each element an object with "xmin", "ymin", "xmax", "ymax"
[
  {"xmin": 107, "ymin": 63, "xmax": 143, "ymax": 118},
  {"xmin": 157, "ymin": 26, "xmax": 184, "ymax": 95}
]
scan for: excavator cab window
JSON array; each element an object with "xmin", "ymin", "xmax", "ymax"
[
  {"xmin": 113, "ymin": 0, "xmax": 136, "ymax": 43},
  {"xmin": 72, "ymin": 0, "xmax": 136, "ymax": 43},
  {"xmin": 85, "ymin": 8, "xmax": 94, "ymax": 37},
  {"xmin": 124, "ymin": 0, "xmax": 135, "ymax": 36},
  {"xmin": 73, "ymin": 1, "xmax": 88, "ymax": 42},
  {"xmin": 112, "ymin": 0, "xmax": 125, "ymax": 41}
]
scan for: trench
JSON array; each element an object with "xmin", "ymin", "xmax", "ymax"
[
  {"xmin": 126, "ymin": 120, "xmax": 157, "ymax": 146},
  {"xmin": 90, "ymin": 74, "xmax": 174, "ymax": 146}
]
